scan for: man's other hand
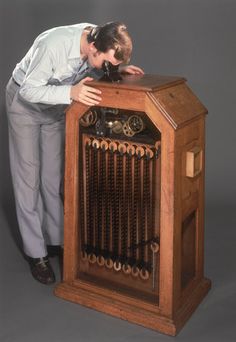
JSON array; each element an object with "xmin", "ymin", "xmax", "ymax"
[{"xmin": 119, "ymin": 65, "xmax": 144, "ymax": 75}]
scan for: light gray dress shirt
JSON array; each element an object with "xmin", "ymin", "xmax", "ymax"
[{"xmin": 12, "ymin": 23, "xmax": 96, "ymax": 106}]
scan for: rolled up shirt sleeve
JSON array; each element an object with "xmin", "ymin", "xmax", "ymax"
[{"xmin": 19, "ymin": 42, "xmax": 72, "ymax": 105}]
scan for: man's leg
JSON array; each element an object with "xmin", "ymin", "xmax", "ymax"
[
  {"xmin": 7, "ymin": 111, "xmax": 47, "ymax": 258},
  {"xmin": 40, "ymin": 116, "xmax": 65, "ymax": 248}
]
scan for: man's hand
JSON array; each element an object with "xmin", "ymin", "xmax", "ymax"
[
  {"xmin": 119, "ymin": 65, "xmax": 144, "ymax": 75},
  {"xmin": 70, "ymin": 77, "xmax": 102, "ymax": 106}
]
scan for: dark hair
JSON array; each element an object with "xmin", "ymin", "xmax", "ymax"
[{"xmin": 87, "ymin": 21, "xmax": 132, "ymax": 63}]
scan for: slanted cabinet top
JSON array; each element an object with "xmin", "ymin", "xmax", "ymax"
[
  {"xmin": 89, "ymin": 74, "xmax": 185, "ymax": 92},
  {"xmin": 75, "ymin": 74, "xmax": 208, "ymax": 129}
]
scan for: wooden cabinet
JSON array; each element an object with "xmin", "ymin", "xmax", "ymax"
[{"xmin": 55, "ymin": 74, "xmax": 211, "ymax": 336}]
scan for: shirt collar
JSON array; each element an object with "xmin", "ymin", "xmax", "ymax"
[{"xmin": 68, "ymin": 23, "xmax": 96, "ymax": 60}]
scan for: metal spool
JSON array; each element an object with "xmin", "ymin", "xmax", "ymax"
[
  {"xmin": 122, "ymin": 263, "xmax": 132, "ymax": 275},
  {"xmin": 126, "ymin": 144, "xmax": 136, "ymax": 156},
  {"xmin": 88, "ymin": 253, "xmax": 97, "ymax": 264},
  {"xmin": 135, "ymin": 146, "xmax": 145, "ymax": 158},
  {"xmin": 104, "ymin": 258, "xmax": 114, "ymax": 269},
  {"xmin": 96, "ymin": 255, "xmax": 105, "ymax": 266},
  {"xmin": 150, "ymin": 242, "xmax": 160, "ymax": 253},
  {"xmin": 118, "ymin": 143, "xmax": 127, "ymax": 154},
  {"xmin": 139, "ymin": 268, "xmax": 150, "ymax": 280},
  {"xmin": 131, "ymin": 265, "xmax": 140, "ymax": 277},
  {"xmin": 92, "ymin": 139, "xmax": 100, "ymax": 149},
  {"xmin": 145, "ymin": 147, "xmax": 154, "ymax": 159},
  {"xmin": 108, "ymin": 141, "xmax": 118, "ymax": 152},
  {"xmin": 80, "ymin": 110, "xmax": 97, "ymax": 127},
  {"xmin": 113, "ymin": 260, "xmax": 122, "ymax": 272},
  {"xmin": 81, "ymin": 251, "xmax": 88, "ymax": 261},
  {"xmin": 100, "ymin": 140, "xmax": 109, "ymax": 151}
]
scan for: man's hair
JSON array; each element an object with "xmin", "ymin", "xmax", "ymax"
[{"xmin": 87, "ymin": 22, "xmax": 132, "ymax": 64}]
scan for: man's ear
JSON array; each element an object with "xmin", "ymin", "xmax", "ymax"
[
  {"xmin": 89, "ymin": 42, "xmax": 99, "ymax": 58},
  {"xmin": 89, "ymin": 42, "xmax": 97, "ymax": 53}
]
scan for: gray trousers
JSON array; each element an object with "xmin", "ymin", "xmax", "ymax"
[{"xmin": 5, "ymin": 78, "xmax": 65, "ymax": 258}]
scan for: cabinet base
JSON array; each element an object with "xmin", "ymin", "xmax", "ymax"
[{"xmin": 54, "ymin": 278, "xmax": 211, "ymax": 336}]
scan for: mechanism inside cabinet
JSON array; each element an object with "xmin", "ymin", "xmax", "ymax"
[{"xmin": 78, "ymin": 107, "xmax": 161, "ymax": 303}]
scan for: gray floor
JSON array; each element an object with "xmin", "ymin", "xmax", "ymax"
[
  {"xmin": 1, "ymin": 1, "xmax": 236, "ymax": 340},
  {"xmin": 1, "ymin": 199, "xmax": 235, "ymax": 342}
]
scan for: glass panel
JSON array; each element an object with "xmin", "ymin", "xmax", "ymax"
[{"xmin": 77, "ymin": 107, "xmax": 161, "ymax": 303}]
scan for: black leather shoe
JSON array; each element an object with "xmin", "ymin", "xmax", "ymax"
[{"xmin": 28, "ymin": 256, "xmax": 56, "ymax": 285}]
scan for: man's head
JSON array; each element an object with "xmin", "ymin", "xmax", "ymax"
[{"xmin": 86, "ymin": 22, "xmax": 132, "ymax": 69}]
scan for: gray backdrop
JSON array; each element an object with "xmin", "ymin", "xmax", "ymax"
[{"xmin": 0, "ymin": 1, "xmax": 235, "ymax": 341}]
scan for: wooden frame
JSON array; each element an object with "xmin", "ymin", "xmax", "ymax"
[{"xmin": 55, "ymin": 74, "xmax": 211, "ymax": 336}]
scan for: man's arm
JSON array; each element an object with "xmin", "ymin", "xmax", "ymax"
[{"xmin": 19, "ymin": 42, "xmax": 72, "ymax": 105}]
